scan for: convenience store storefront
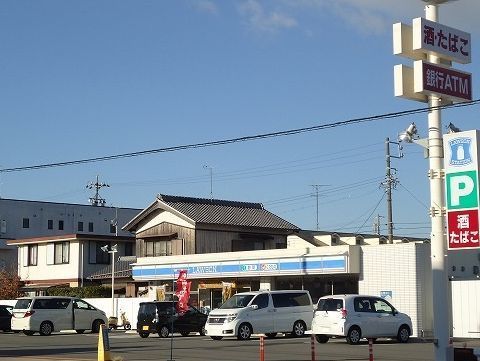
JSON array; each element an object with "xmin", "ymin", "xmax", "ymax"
[{"xmin": 132, "ymin": 246, "xmax": 361, "ymax": 310}]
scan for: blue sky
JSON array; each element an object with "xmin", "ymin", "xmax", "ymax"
[{"xmin": 1, "ymin": 0, "xmax": 479, "ymax": 237}]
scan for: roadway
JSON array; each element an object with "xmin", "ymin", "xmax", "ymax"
[{"xmin": 0, "ymin": 330, "xmax": 471, "ymax": 361}]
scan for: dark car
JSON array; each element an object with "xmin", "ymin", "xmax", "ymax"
[
  {"xmin": 137, "ymin": 301, "xmax": 208, "ymax": 338},
  {"xmin": 0, "ymin": 305, "xmax": 13, "ymax": 332}
]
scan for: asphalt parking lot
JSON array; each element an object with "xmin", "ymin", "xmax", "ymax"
[{"xmin": 0, "ymin": 330, "xmax": 476, "ymax": 361}]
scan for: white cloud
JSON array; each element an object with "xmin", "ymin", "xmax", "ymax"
[
  {"xmin": 281, "ymin": 0, "xmax": 480, "ymax": 36},
  {"xmin": 188, "ymin": 0, "xmax": 219, "ymax": 15},
  {"xmin": 238, "ymin": 0, "xmax": 297, "ymax": 33}
]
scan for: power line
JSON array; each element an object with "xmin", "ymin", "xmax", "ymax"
[{"xmin": 2, "ymin": 100, "xmax": 479, "ymax": 173}]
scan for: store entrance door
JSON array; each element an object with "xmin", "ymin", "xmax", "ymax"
[{"xmin": 212, "ymin": 289, "xmax": 223, "ymax": 309}]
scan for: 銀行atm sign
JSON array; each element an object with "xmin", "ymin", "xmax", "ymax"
[{"xmin": 444, "ymin": 130, "xmax": 480, "ymax": 249}]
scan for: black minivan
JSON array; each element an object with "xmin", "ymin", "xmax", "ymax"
[{"xmin": 137, "ymin": 301, "xmax": 208, "ymax": 338}]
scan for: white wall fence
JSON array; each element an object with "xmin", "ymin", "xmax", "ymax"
[
  {"xmin": 0, "ymin": 297, "xmax": 155, "ymax": 330},
  {"xmin": 451, "ymin": 280, "xmax": 480, "ymax": 339}
]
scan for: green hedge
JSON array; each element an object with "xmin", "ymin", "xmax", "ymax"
[{"xmin": 46, "ymin": 286, "xmax": 111, "ymax": 298}]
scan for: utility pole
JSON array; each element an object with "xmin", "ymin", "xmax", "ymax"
[
  {"xmin": 311, "ymin": 185, "xmax": 329, "ymax": 231},
  {"xmin": 373, "ymin": 214, "xmax": 384, "ymax": 235},
  {"xmin": 86, "ymin": 175, "xmax": 109, "ymax": 206},
  {"xmin": 382, "ymin": 138, "xmax": 402, "ymax": 243},
  {"xmin": 203, "ymin": 165, "xmax": 213, "ymax": 200}
]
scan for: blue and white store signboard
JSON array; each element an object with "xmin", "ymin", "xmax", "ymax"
[
  {"xmin": 132, "ymin": 255, "xmax": 348, "ymax": 280},
  {"xmin": 444, "ymin": 130, "xmax": 480, "ymax": 250}
]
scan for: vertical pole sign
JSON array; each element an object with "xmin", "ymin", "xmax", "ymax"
[
  {"xmin": 393, "ymin": 6, "xmax": 472, "ymax": 361},
  {"xmin": 444, "ymin": 130, "xmax": 480, "ymax": 249}
]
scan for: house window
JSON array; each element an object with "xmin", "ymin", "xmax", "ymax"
[
  {"xmin": 125, "ymin": 243, "xmax": 133, "ymax": 256},
  {"xmin": 58, "ymin": 220, "xmax": 64, "ymax": 230},
  {"xmin": 232, "ymin": 239, "xmax": 265, "ymax": 252},
  {"xmin": 22, "ymin": 218, "xmax": 30, "ymax": 228},
  {"xmin": 54, "ymin": 242, "xmax": 69, "ymax": 264},
  {"xmin": 88, "ymin": 222, "xmax": 94, "ymax": 232},
  {"xmin": 47, "ymin": 219, "xmax": 53, "ymax": 230},
  {"xmin": 275, "ymin": 241, "xmax": 286, "ymax": 249},
  {"xmin": 110, "ymin": 223, "xmax": 117, "ymax": 234},
  {"xmin": 89, "ymin": 241, "xmax": 110, "ymax": 264},
  {"xmin": 27, "ymin": 245, "xmax": 37, "ymax": 266},
  {"xmin": 77, "ymin": 222, "xmax": 83, "ymax": 232},
  {"xmin": 145, "ymin": 240, "xmax": 172, "ymax": 257}
]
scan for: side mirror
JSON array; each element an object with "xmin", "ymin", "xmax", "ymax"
[{"xmin": 250, "ymin": 304, "xmax": 258, "ymax": 310}]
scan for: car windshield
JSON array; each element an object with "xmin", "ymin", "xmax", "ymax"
[
  {"xmin": 14, "ymin": 299, "xmax": 32, "ymax": 310},
  {"xmin": 138, "ymin": 303, "xmax": 158, "ymax": 317},
  {"xmin": 219, "ymin": 294, "xmax": 255, "ymax": 309}
]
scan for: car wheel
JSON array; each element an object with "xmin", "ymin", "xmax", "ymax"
[
  {"xmin": 315, "ymin": 334, "xmax": 329, "ymax": 343},
  {"xmin": 199, "ymin": 326, "xmax": 206, "ymax": 336},
  {"xmin": 237, "ymin": 323, "xmax": 252, "ymax": 340},
  {"xmin": 76, "ymin": 330, "xmax": 85, "ymax": 334},
  {"xmin": 124, "ymin": 324, "xmax": 132, "ymax": 330},
  {"xmin": 91, "ymin": 319, "xmax": 104, "ymax": 334},
  {"xmin": 346, "ymin": 326, "xmax": 362, "ymax": 345},
  {"xmin": 265, "ymin": 333, "xmax": 277, "ymax": 339},
  {"xmin": 39, "ymin": 321, "xmax": 53, "ymax": 336},
  {"xmin": 210, "ymin": 336, "xmax": 223, "ymax": 340},
  {"xmin": 292, "ymin": 321, "xmax": 306, "ymax": 337},
  {"xmin": 397, "ymin": 325, "xmax": 410, "ymax": 343},
  {"xmin": 139, "ymin": 332, "xmax": 149, "ymax": 338},
  {"xmin": 23, "ymin": 330, "xmax": 35, "ymax": 336},
  {"xmin": 159, "ymin": 325, "xmax": 170, "ymax": 338}
]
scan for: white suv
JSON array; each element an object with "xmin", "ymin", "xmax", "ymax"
[{"xmin": 311, "ymin": 294, "xmax": 412, "ymax": 345}]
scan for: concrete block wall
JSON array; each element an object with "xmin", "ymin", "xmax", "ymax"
[{"xmin": 358, "ymin": 243, "xmax": 431, "ymax": 337}]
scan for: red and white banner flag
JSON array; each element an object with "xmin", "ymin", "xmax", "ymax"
[{"xmin": 175, "ymin": 269, "xmax": 191, "ymax": 315}]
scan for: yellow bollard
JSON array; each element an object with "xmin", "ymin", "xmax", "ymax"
[{"xmin": 98, "ymin": 324, "xmax": 112, "ymax": 361}]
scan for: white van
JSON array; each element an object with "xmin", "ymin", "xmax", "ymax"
[
  {"xmin": 204, "ymin": 290, "xmax": 313, "ymax": 340},
  {"xmin": 11, "ymin": 296, "xmax": 107, "ymax": 336}
]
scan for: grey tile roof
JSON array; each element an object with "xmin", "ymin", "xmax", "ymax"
[{"xmin": 158, "ymin": 194, "xmax": 298, "ymax": 230}]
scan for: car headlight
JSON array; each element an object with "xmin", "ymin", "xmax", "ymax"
[{"xmin": 226, "ymin": 315, "xmax": 237, "ymax": 323}]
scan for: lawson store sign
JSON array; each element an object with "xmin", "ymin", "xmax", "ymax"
[
  {"xmin": 444, "ymin": 130, "xmax": 480, "ymax": 249},
  {"xmin": 132, "ymin": 255, "xmax": 347, "ymax": 280}
]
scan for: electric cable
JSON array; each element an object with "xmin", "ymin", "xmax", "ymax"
[{"xmin": 1, "ymin": 99, "xmax": 479, "ymax": 173}]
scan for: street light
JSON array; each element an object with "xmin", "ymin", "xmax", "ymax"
[{"xmin": 101, "ymin": 244, "xmax": 118, "ymax": 319}]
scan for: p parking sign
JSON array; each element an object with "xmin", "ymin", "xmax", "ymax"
[{"xmin": 446, "ymin": 171, "xmax": 478, "ymax": 209}]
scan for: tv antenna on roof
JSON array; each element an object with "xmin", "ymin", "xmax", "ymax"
[{"xmin": 86, "ymin": 175, "xmax": 109, "ymax": 206}]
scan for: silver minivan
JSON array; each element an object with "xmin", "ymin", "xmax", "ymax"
[
  {"xmin": 205, "ymin": 290, "xmax": 313, "ymax": 340},
  {"xmin": 11, "ymin": 296, "xmax": 107, "ymax": 336},
  {"xmin": 311, "ymin": 294, "xmax": 412, "ymax": 344}
]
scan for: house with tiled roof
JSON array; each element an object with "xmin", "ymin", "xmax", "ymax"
[
  {"xmin": 124, "ymin": 194, "xmax": 299, "ymax": 257},
  {"xmin": 119, "ymin": 194, "xmax": 300, "ymax": 302}
]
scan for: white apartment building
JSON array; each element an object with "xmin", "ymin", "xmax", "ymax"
[{"xmin": 0, "ymin": 198, "xmax": 141, "ymax": 291}]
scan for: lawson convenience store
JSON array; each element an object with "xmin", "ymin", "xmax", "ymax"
[{"xmin": 132, "ymin": 246, "xmax": 361, "ymax": 310}]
